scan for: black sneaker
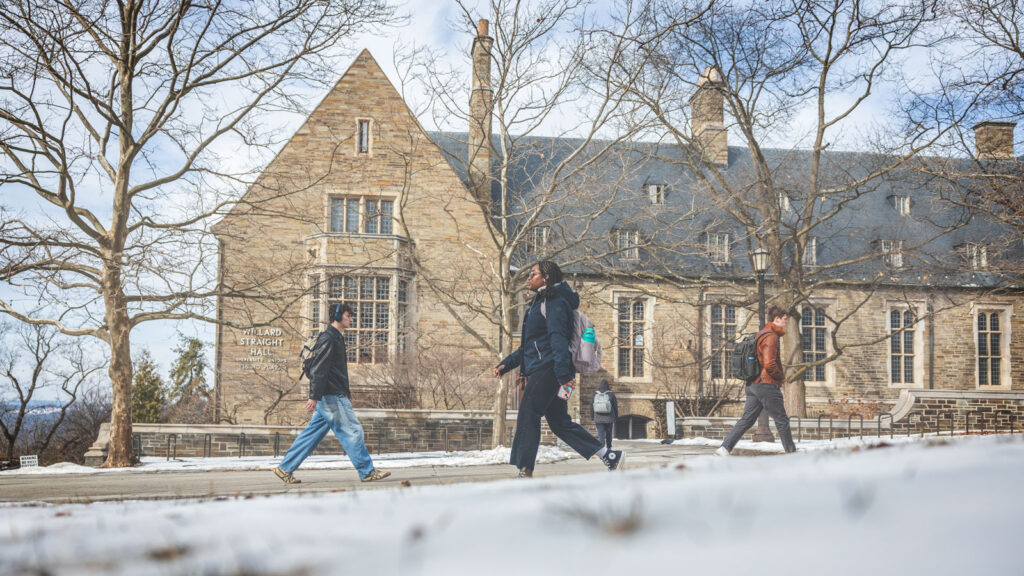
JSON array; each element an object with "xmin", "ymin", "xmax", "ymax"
[
  {"xmin": 517, "ymin": 467, "xmax": 533, "ymax": 479},
  {"xmin": 601, "ymin": 450, "xmax": 624, "ymax": 471}
]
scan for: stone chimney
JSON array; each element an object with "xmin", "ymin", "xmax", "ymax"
[
  {"xmin": 973, "ymin": 121, "xmax": 1017, "ymax": 160},
  {"xmin": 468, "ymin": 19, "xmax": 493, "ymax": 203},
  {"xmin": 689, "ymin": 67, "xmax": 728, "ymax": 166}
]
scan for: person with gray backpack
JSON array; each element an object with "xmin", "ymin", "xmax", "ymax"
[
  {"xmin": 493, "ymin": 261, "xmax": 623, "ymax": 478},
  {"xmin": 591, "ymin": 379, "xmax": 618, "ymax": 451}
]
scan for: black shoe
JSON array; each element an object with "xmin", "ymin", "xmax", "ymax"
[
  {"xmin": 601, "ymin": 450, "xmax": 624, "ymax": 471},
  {"xmin": 517, "ymin": 467, "xmax": 533, "ymax": 478}
]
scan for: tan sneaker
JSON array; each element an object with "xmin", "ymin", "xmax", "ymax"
[
  {"xmin": 360, "ymin": 469, "xmax": 391, "ymax": 482},
  {"xmin": 273, "ymin": 466, "xmax": 301, "ymax": 484}
]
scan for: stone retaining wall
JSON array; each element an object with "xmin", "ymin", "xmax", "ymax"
[
  {"xmin": 85, "ymin": 390, "xmax": 1024, "ymax": 465},
  {"xmin": 673, "ymin": 389, "xmax": 1024, "ymax": 441},
  {"xmin": 85, "ymin": 410, "xmax": 557, "ymax": 465}
]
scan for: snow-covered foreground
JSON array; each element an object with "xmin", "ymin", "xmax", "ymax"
[{"xmin": 2, "ymin": 434, "xmax": 1021, "ymax": 575}]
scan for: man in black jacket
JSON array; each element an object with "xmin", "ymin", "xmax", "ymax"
[{"xmin": 273, "ymin": 303, "xmax": 390, "ymax": 484}]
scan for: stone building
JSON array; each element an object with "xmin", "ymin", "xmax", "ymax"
[{"xmin": 214, "ymin": 22, "xmax": 1023, "ymax": 439}]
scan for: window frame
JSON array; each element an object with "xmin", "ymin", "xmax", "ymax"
[
  {"xmin": 885, "ymin": 301, "xmax": 924, "ymax": 388},
  {"xmin": 357, "ymin": 118, "xmax": 371, "ymax": 154},
  {"xmin": 802, "ymin": 236, "xmax": 818, "ymax": 267},
  {"xmin": 704, "ymin": 297, "xmax": 753, "ymax": 385},
  {"xmin": 706, "ymin": 232, "xmax": 731, "ymax": 263},
  {"xmin": 614, "ymin": 292, "xmax": 653, "ymax": 382},
  {"xmin": 972, "ymin": 303, "xmax": 1012, "ymax": 390},
  {"xmin": 327, "ymin": 195, "xmax": 396, "ymax": 236},
  {"xmin": 778, "ymin": 191, "xmax": 791, "ymax": 212},
  {"xmin": 968, "ymin": 243, "xmax": 988, "ymax": 271},
  {"xmin": 647, "ymin": 184, "xmax": 665, "ymax": 205},
  {"xmin": 308, "ymin": 270, "xmax": 413, "ymax": 365},
  {"xmin": 881, "ymin": 239, "xmax": 904, "ymax": 269},
  {"xmin": 613, "ymin": 229, "xmax": 640, "ymax": 261},
  {"xmin": 800, "ymin": 305, "xmax": 832, "ymax": 384},
  {"xmin": 525, "ymin": 225, "xmax": 551, "ymax": 255},
  {"xmin": 893, "ymin": 195, "xmax": 911, "ymax": 216}
]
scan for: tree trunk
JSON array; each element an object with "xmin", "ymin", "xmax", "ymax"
[
  {"xmin": 491, "ymin": 375, "xmax": 509, "ymax": 448},
  {"xmin": 784, "ymin": 316, "xmax": 806, "ymax": 417},
  {"xmin": 491, "ymin": 288, "xmax": 514, "ymax": 448},
  {"xmin": 101, "ymin": 256, "xmax": 137, "ymax": 468}
]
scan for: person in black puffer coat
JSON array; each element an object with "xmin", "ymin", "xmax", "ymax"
[{"xmin": 494, "ymin": 261, "xmax": 624, "ymax": 477}]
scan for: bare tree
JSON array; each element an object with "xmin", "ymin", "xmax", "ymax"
[
  {"xmin": 629, "ymin": 0, "xmax": 968, "ymax": 416},
  {"xmin": 0, "ymin": 0, "xmax": 394, "ymax": 466},
  {"xmin": 393, "ymin": 0, "xmax": 679, "ymax": 447},
  {"xmin": 911, "ymin": 1, "xmax": 1023, "ymax": 259},
  {"xmin": 0, "ymin": 321, "xmax": 105, "ymax": 461}
]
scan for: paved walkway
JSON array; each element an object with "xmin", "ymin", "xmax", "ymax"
[{"xmin": 0, "ymin": 441, "xmax": 715, "ymax": 503}]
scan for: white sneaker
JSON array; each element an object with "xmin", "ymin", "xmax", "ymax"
[{"xmin": 715, "ymin": 446, "xmax": 730, "ymax": 457}]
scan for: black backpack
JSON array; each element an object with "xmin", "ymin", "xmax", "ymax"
[
  {"xmin": 730, "ymin": 332, "xmax": 769, "ymax": 383},
  {"xmin": 299, "ymin": 333, "xmax": 322, "ymax": 381}
]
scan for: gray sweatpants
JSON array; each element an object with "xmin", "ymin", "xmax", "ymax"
[{"xmin": 721, "ymin": 383, "xmax": 796, "ymax": 453}]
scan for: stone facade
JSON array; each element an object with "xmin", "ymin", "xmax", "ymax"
[
  {"xmin": 213, "ymin": 36, "xmax": 1023, "ymax": 442},
  {"xmin": 213, "ymin": 49, "xmax": 498, "ymax": 425},
  {"xmin": 573, "ymin": 279, "xmax": 1023, "ymax": 439}
]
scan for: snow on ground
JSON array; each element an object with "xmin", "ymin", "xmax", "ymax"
[
  {"xmin": 1, "ymin": 433, "xmax": 929, "ymax": 475},
  {"xmin": 1, "ymin": 433, "xmax": 1021, "ymax": 575},
  {"xmin": 0, "ymin": 445, "xmax": 575, "ymax": 475}
]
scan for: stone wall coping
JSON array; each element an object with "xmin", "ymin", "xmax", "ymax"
[{"xmin": 890, "ymin": 389, "xmax": 1024, "ymax": 422}]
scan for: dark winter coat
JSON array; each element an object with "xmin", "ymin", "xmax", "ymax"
[
  {"xmin": 308, "ymin": 325, "xmax": 351, "ymax": 400},
  {"xmin": 497, "ymin": 282, "xmax": 578, "ymax": 386},
  {"xmin": 591, "ymin": 380, "xmax": 619, "ymax": 424}
]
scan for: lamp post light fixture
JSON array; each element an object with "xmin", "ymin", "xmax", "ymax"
[{"xmin": 750, "ymin": 247, "xmax": 775, "ymax": 443}]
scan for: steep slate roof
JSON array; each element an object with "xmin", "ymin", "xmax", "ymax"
[{"xmin": 429, "ymin": 131, "xmax": 1023, "ymax": 289}]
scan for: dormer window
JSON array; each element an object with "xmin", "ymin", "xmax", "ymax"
[
  {"xmin": 525, "ymin": 226, "xmax": 550, "ymax": 255},
  {"xmin": 357, "ymin": 119, "xmax": 371, "ymax": 154},
  {"xmin": 707, "ymin": 232, "xmax": 730, "ymax": 263},
  {"xmin": 614, "ymin": 229, "xmax": 640, "ymax": 260},
  {"xmin": 881, "ymin": 239, "xmax": 903, "ymax": 268},
  {"xmin": 802, "ymin": 237, "xmax": 818, "ymax": 267},
  {"xmin": 893, "ymin": 195, "xmax": 910, "ymax": 216},
  {"xmin": 778, "ymin": 192, "xmax": 791, "ymax": 212},
  {"xmin": 648, "ymin": 184, "xmax": 665, "ymax": 205},
  {"xmin": 968, "ymin": 243, "xmax": 988, "ymax": 270}
]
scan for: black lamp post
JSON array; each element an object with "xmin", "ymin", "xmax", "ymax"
[{"xmin": 750, "ymin": 247, "xmax": 775, "ymax": 443}]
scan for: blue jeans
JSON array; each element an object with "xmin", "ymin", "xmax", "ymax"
[{"xmin": 278, "ymin": 395, "xmax": 376, "ymax": 478}]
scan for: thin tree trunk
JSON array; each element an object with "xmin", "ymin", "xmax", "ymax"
[{"xmin": 491, "ymin": 288, "xmax": 513, "ymax": 448}]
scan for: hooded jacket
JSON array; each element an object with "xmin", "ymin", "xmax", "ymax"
[
  {"xmin": 591, "ymin": 380, "xmax": 619, "ymax": 424},
  {"xmin": 498, "ymin": 282, "xmax": 579, "ymax": 386},
  {"xmin": 755, "ymin": 322, "xmax": 786, "ymax": 386}
]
